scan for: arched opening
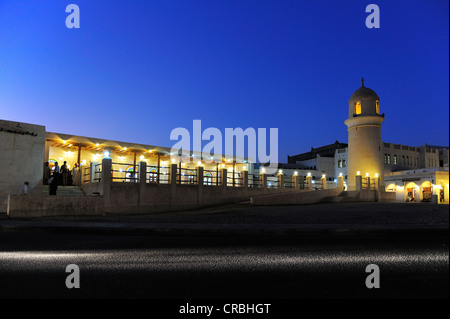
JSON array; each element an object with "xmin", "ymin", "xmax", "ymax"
[
  {"xmin": 125, "ymin": 166, "xmax": 137, "ymax": 182},
  {"xmin": 355, "ymin": 101, "xmax": 362, "ymax": 115},
  {"xmin": 188, "ymin": 170, "xmax": 195, "ymax": 184},
  {"xmin": 148, "ymin": 167, "xmax": 157, "ymax": 183},
  {"xmin": 420, "ymin": 181, "xmax": 432, "ymax": 202},
  {"xmin": 386, "ymin": 183, "xmax": 396, "ymax": 192},
  {"xmin": 437, "ymin": 180, "xmax": 449, "ymax": 204},
  {"xmin": 204, "ymin": 172, "xmax": 213, "ymax": 186},
  {"xmin": 405, "ymin": 182, "xmax": 418, "ymax": 202}
]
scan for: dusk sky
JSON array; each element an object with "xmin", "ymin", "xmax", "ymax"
[{"xmin": 1, "ymin": 0, "xmax": 448, "ymax": 162}]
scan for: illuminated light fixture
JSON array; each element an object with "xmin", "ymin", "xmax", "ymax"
[
  {"xmin": 103, "ymin": 151, "xmax": 110, "ymax": 158},
  {"xmin": 322, "ymin": 174, "xmax": 326, "ymax": 179},
  {"xmin": 140, "ymin": 155, "xmax": 144, "ymax": 160},
  {"xmin": 294, "ymin": 171, "xmax": 298, "ymax": 176},
  {"xmin": 171, "ymin": 158, "xmax": 175, "ymax": 163},
  {"xmin": 279, "ymin": 170, "xmax": 283, "ymax": 174},
  {"xmin": 447, "ymin": 184, "xmax": 449, "ymax": 189},
  {"xmin": 96, "ymin": 143, "xmax": 99, "ymax": 147},
  {"xmin": 149, "ymin": 149, "xmax": 152, "ymax": 152},
  {"xmin": 307, "ymin": 172, "xmax": 311, "ymax": 177},
  {"xmin": 365, "ymin": 173, "xmax": 369, "ymax": 177},
  {"xmin": 197, "ymin": 161, "xmax": 202, "ymax": 166},
  {"xmin": 312, "ymin": 180, "xmax": 315, "ymax": 184},
  {"xmin": 192, "ymin": 154, "xmax": 195, "ymax": 157},
  {"xmin": 243, "ymin": 166, "xmax": 247, "ymax": 171},
  {"xmin": 221, "ymin": 164, "xmax": 225, "ymax": 168},
  {"xmin": 59, "ymin": 157, "xmax": 63, "ymax": 161},
  {"xmin": 62, "ymin": 140, "xmax": 66, "ymax": 144},
  {"xmin": 261, "ymin": 168, "xmax": 266, "ymax": 173},
  {"xmin": 81, "ymin": 160, "xmax": 87, "ymax": 165},
  {"xmin": 123, "ymin": 147, "xmax": 127, "ymax": 151},
  {"xmin": 68, "ymin": 144, "xmax": 72, "ymax": 147},
  {"xmin": 356, "ymin": 171, "xmax": 361, "ymax": 175},
  {"xmin": 210, "ymin": 157, "xmax": 214, "ymax": 160},
  {"xmin": 339, "ymin": 173, "xmax": 343, "ymax": 177},
  {"xmin": 375, "ymin": 173, "xmax": 379, "ymax": 178},
  {"xmin": 119, "ymin": 169, "xmax": 123, "ymax": 173}
]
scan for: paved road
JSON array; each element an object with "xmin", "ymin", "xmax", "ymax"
[{"xmin": 0, "ymin": 230, "xmax": 447, "ymax": 299}]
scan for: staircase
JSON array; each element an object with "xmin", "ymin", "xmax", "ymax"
[{"xmin": 42, "ymin": 185, "xmax": 85, "ymax": 196}]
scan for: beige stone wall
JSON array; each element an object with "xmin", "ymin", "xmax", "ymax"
[
  {"xmin": 347, "ymin": 124, "xmax": 384, "ymax": 191},
  {"xmin": 0, "ymin": 120, "xmax": 45, "ymax": 212}
]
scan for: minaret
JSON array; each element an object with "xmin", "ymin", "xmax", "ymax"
[{"xmin": 344, "ymin": 78, "xmax": 385, "ymax": 191}]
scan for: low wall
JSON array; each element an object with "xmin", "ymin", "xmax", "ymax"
[
  {"xmin": 378, "ymin": 190, "xmax": 396, "ymax": 203},
  {"xmin": 250, "ymin": 188, "xmax": 343, "ymax": 206},
  {"xmin": 7, "ymin": 195, "xmax": 104, "ymax": 218},
  {"xmin": 104, "ymin": 182, "xmax": 300, "ymax": 214},
  {"xmin": 81, "ymin": 182, "xmax": 103, "ymax": 195}
]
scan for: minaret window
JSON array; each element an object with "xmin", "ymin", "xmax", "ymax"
[
  {"xmin": 376, "ymin": 100, "xmax": 380, "ymax": 114},
  {"xmin": 355, "ymin": 102, "xmax": 362, "ymax": 115}
]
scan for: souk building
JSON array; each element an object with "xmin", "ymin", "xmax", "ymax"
[
  {"xmin": 285, "ymin": 79, "xmax": 449, "ymax": 203},
  {"xmin": 1, "ymin": 79, "xmax": 448, "ymax": 215},
  {"xmin": 0, "ymin": 118, "xmax": 265, "ymax": 214}
]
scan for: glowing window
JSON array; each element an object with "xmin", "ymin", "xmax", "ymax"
[
  {"xmin": 355, "ymin": 102, "xmax": 361, "ymax": 115},
  {"xmin": 376, "ymin": 100, "xmax": 379, "ymax": 114},
  {"xmin": 204, "ymin": 172, "xmax": 213, "ymax": 186}
]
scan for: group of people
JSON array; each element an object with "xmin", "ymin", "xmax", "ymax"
[{"xmin": 43, "ymin": 161, "xmax": 80, "ymax": 195}]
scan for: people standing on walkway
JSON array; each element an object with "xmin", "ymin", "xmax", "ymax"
[
  {"xmin": 49, "ymin": 174, "xmax": 58, "ymax": 195},
  {"xmin": 53, "ymin": 161, "xmax": 60, "ymax": 185},
  {"xmin": 72, "ymin": 163, "xmax": 79, "ymax": 186},
  {"xmin": 43, "ymin": 162, "xmax": 50, "ymax": 185},
  {"xmin": 61, "ymin": 161, "xmax": 69, "ymax": 186},
  {"xmin": 20, "ymin": 181, "xmax": 29, "ymax": 195}
]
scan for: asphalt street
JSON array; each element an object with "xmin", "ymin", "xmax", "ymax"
[{"xmin": 0, "ymin": 229, "xmax": 448, "ymax": 299}]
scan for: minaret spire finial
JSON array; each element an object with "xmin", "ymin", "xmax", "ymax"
[{"xmin": 361, "ymin": 77, "xmax": 364, "ymax": 86}]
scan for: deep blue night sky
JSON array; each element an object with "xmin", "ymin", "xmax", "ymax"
[{"xmin": 1, "ymin": 0, "xmax": 448, "ymax": 162}]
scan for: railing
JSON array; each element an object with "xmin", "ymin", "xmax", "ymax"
[
  {"xmin": 177, "ymin": 167, "xmax": 197, "ymax": 185},
  {"xmin": 361, "ymin": 177, "xmax": 376, "ymax": 190},
  {"xmin": 112, "ymin": 162, "xmax": 138, "ymax": 182},
  {"xmin": 93, "ymin": 163, "xmax": 102, "ymax": 182},
  {"xmin": 82, "ymin": 166, "xmax": 91, "ymax": 183},
  {"xmin": 312, "ymin": 180, "xmax": 322, "ymax": 190},
  {"xmin": 227, "ymin": 172, "xmax": 243, "ymax": 187},
  {"xmin": 248, "ymin": 174, "xmax": 261, "ymax": 188},
  {"xmin": 266, "ymin": 175, "xmax": 278, "ymax": 188},
  {"xmin": 147, "ymin": 165, "xmax": 170, "ymax": 184},
  {"xmin": 204, "ymin": 169, "xmax": 219, "ymax": 186},
  {"xmin": 283, "ymin": 177, "xmax": 294, "ymax": 189},
  {"xmin": 299, "ymin": 177, "xmax": 307, "ymax": 189},
  {"xmin": 362, "ymin": 177, "xmax": 368, "ymax": 190}
]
